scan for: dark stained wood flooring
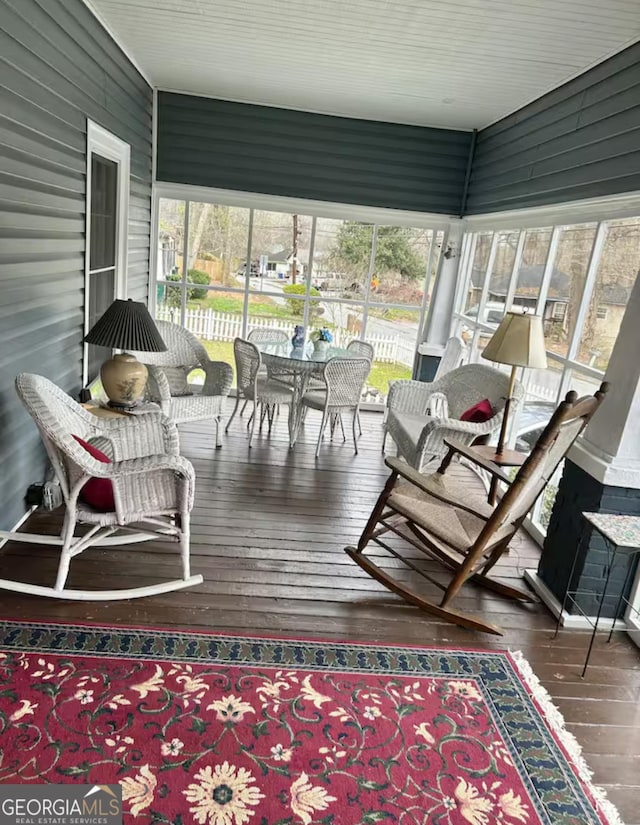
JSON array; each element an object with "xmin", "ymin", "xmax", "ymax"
[{"xmin": 1, "ymin": 403, "xmax": 639, "ymax": 822}]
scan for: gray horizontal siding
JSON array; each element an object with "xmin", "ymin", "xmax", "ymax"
[
  {"xmin": 0, "ymin": 0, "xmax": 152, "ymax": 531},
  {"xmin": 466, "ymin": 41, "xmax": 640, "ymax": 214},
  {"xmin": 157, "ymin": 93, "xmax": 472, "ymax": 215}
]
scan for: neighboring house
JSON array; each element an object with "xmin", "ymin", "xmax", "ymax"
[
  {"xmin": 467, "ymin": 265, "xmax": 631, "ymax": 355},
  {"xmin": 263, "ymin": 249, "xmax": 306, "ymax": 279}
]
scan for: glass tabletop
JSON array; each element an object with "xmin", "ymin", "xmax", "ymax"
[{"xmin": 255, "ymin": 341, "xmax": 352, "ymax": 364}]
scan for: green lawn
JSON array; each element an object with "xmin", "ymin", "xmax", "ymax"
[
  {"xmin": 192, "ymin": 293, "xmax": 297, "ymax": 320},
  {"xmin": 200, "ymin": 339, "xmax": 410, "ymax": 398}
]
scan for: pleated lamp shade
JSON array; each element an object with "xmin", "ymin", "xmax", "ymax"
[
  {"xmin": 481, "ymin": 311, "xmax": 547, "ymax": 369},
  {"xmin": 84, "ymin": 299, "xmax": 167, "ymax": 352}
]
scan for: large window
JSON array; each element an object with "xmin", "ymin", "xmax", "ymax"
[
  {"xmin": 454, "ymin": 217, "xmax": 639, "ymax": 535},
  {"xmin": 155, "ymin": 197, "xmax": 443, "ymax": 404}
]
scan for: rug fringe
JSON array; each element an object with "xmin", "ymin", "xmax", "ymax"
[{"xmin": 510, "ymin": 650, "xmax": 625, "ymax": 825}]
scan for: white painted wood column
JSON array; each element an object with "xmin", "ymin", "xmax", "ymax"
[{"xmin": 419, "ymin": 222, "xmax": 464, "ymax": 362}]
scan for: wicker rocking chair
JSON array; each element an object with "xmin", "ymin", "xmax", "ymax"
[
  {"xmin": 0, "ymin": 374, "xmax": 202, "ymax": 600},
  {"xmin": 346, "ymin": 383, "xmax": 608, "ymax": 634}
]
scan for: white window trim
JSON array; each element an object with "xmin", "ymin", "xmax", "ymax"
[{"xmin": 84, "ymin": 120, "xmax": 131, "ymax": 384}]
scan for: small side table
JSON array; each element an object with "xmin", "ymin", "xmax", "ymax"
[
  {"xmin": 467, "ymin": 445, "xmax": 527, "ymax": 505},
  {"xmin": 554, "ymin": 512, "xmax": 640, "ymax": 677}
]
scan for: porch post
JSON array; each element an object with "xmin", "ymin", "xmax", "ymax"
[
  {"xmin": 531, "ymin": 268, "xmax": 640, "ymax": 623},
  {"xmin": 416, "ymin": 222, "xmax": 464, "ymax": 381}
]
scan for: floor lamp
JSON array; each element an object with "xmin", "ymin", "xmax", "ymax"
[{"xmin": 481, "ymin": 310, "xmax": 547, "ymax": 460}]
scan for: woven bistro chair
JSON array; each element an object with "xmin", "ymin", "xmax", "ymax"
[
  {"xmin": 384, "ymin": 363, "xmax": 524, "ymax": 472},
  {"xmin": 225, "ymin": 338, "xmax": 293, "ymax": 446},
  {"xmin": 301, "ymin": 357, "xmax": 371, "ymax": 457},
  {"xmin": 0, "ymin": 374, "xmax": 202, "ymax": 601},
  {"xmin": 247, "ymin": 327, "xmax": 290, "ymax": 345},
  {"xmin": 347, "ymin": 383, "xmax": 608, "ymax": 634},
  {"xmin": 133, "ymin": 320, "xmax": 233, "ymax": 449}
]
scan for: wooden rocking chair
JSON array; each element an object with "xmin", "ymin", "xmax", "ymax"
[
  {"xmin": 0, "ymin": 374, "xmax": 203, "ymax": 600},
  {"xmin": 346, "ymin": 383, "xmax": 608, "ymax": 634}
]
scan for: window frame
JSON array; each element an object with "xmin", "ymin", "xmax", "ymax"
[{"xmin": 83, "ymin": 120, "xmax": 131, "ymax": 384}]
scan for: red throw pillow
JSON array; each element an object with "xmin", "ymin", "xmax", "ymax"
[
  {"xmin": 460, "ymin": 398, "xmax": 493, "ymax": 423},
  {"xmin": 72, "ymin": 435, "xmax": 115, "ymax": 512}
]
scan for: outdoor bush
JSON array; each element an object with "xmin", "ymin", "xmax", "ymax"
[
  {"xmin": 282, "ymin": 283, "xmax": 320, "ymax": 316},
  {"xmin": 165, "ymin": 268, "xmax": 210, "ymax": 305}
]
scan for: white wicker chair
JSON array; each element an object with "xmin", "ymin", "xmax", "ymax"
[
  {"xmin": 247, "ymin": 328, "xmax": 289, "ymax": 344},
  {"xmin": 0, "ymin": 374, "xmax": 202, "ymax": 601},
  {"xmin": 302, "ymin": 357, "xmax": 371, "ymax": 457},
  {"xmin": 226, "ymin": 338, "xmax": 293, "ymax": 446},
  {"xmin": 134, "ymin": 320, "xmax": 233, "ymax": 448},
  {"xmin": 383, "ymin": 363, "xmax": 524, "ymax": 472},
  {"xmin": 347, "ymin": 339, "xmax": 375, "ymax": 361}
]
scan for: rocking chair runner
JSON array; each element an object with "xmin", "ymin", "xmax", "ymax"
[
  {"xmin": 0, "ymin": 374, "xmax": 202, "ymax": 600},
  {"xmin": 346, "ymin": 383, "xmax": 608, "ymax": 634}
]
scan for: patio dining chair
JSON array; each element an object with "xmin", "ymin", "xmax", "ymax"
[
  {"xmin": 0, "ymin": 373, "xmax": 202, "ymax": 600},
  {"xmin": 134, "ymin": 320, "xmax": 233, "ymax": 448},
  {"xmin": 301, "ymin": 357, "xmax": 371, "ymax": 457},
  {"xmin": 247, "ymin": 327, "xmax": 289, "ymax": 344},
  {"xmin": 346, "ymin": 383, "xmax": 608, "ymax": 634},
  {"xmin": 225, "ymin": 338, "xmax": 293, "ymax": 446}
]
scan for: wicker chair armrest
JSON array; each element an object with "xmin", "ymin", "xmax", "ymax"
[
  {"xmin": 109, "ymin": 455, "xmax": 195, "ymax": 518},
  {"xmin": 441, "ymin": 438, "xmax": 513, "ymax": 484},
  {"xmin": 200, "ymin": 360, "xmax": 234, "ymax": 397},
  {"xmin": 96, "ymin": 411, "xmax": 179, "ymax": 458},
  {"xmin": 145, "ymin": 366, "xmax": 172, "ymax": 412},
  {"xmin": 383, "ymin": 457, "xmax": 492, "ymax": 519},
  {"xmin": 387, "ymin": 380, "xmax": 436, "ymax": 415}
]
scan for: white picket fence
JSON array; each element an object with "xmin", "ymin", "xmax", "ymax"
[{"xmin": 156, "ymin": 305, "xmax": 415, "ymax": 367}]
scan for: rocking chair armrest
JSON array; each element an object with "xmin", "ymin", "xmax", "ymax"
[
  {"xmin": 97, "ymin": 411, "xmax": 180, "ymax": 457},
  {"xmin": 383, "ymin": 457, "xmax": 493, "ymax": 519},
  {"xmin": 104, "ymin": 453, "xmax": 195, "ymax": 480},
  {"xmin": 200, "ymin": 359, "xmax": 234, "ymax": 397},
  {"xmin": 442, "ymin": 438, "xmax": 513, "ymax": 484}
]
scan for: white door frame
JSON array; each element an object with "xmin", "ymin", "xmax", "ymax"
[{"xmin": 83, "ymin": 119, "xmax": 131, "ymax": 384}]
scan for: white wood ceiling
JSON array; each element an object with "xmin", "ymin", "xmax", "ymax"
[{"xmin": 90, "ymin": 0, "xmax": 640, "ymax": 130}]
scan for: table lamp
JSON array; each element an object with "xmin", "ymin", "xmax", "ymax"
[
  {"xmin": 84, "ymin": 298, "xmax": 167, "ymax": 408},
  {"xmin": 481, "ymin": 310, "xmax": 547, "ymax": 457}
]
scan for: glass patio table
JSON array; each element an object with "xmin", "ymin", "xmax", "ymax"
[{"xmin": 255, "ymin": 341, "xmax": 352, "ymax": 447}]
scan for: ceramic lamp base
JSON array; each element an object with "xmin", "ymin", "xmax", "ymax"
[{"xmin": 100, "ymin": 353, "xmax": 148, "ymax": 408}]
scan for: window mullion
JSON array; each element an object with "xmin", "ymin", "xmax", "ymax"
[
  {"xmin": 302, "ymin": 216, "xmax": 317, "ymax": 331},
  {"xmin": 566, "ymin": 222, "xmax": 608, "ymax": 362},
  {"xmin": 360, "ymin": 225, "xmax": 378, "ymax": 341},
  {"xmin": 241, "ymin": 209, "xmax": 254, "ymax": 339},
  {"xmin": 535, "ymin": 226, "xmax": 562, "ymax": 314},
  {"xmin": 505, "ymin": 230, "xmax": 526, "ymax": 311},
  {"xmin": 476, "ymin": 232, "xmax": 499, "ymax": 324},
  {"xmin": 181, "ymin": 201, "xmax": 190, "ymax": 327}
]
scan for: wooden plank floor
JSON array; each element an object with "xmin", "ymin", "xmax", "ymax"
[{"xmin": 1, "ymin": 402, "xmax": 639, "ymax": 822}]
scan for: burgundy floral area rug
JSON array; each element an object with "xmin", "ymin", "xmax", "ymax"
[{"xmin": 0, "ymin": 621, "xmax": 622, "ymax": 825}]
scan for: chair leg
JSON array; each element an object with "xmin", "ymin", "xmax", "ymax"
[
  {"xmin": 178, "ymin": 511, "xmax": 191, "ymax": 579},
  {"xmin": 55, "ymin": 511, "xmax": 76, "ymax": 591},
  {"xmin": 352, "ymin": 410, "xmax": 359, "ymax": 454},
  {"xmin": 248, "ymin": 401, "xmax": 258, "ymax": 448},
  {"xmin": 225, "ymin": 394, "xmax": 241, "ymax": 433},
  {"xmin": 357, "ymin": 410, "xmax": 362, "ymax": 436},
  {"xmin": 240, "ymin": 399, "xmax": 249, "ymax": 417},
  {"xmin": 267, "ymin": 404, "xmax": 275, "ymax": 435},
  {"xmin": 215, "ymin": 417, "xmax": 223, "ymax": 448},
  {"xmin": 259, "ymin": 403, "xmax": 268, "ymax": 432},
  {"xmin": 381, "ymin": 429, "xmax": 387, "ymax": 454},
  {"xmin": 355, "ymin": 470, "xmax": 398, "ymax": 551},
  {"xmin": 339, "ymin": 414, "xmax": 346, "ymax": 442},
  {"xmin": 315, "ymin": 411, "xmax": 329, "ymax": 458}
]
